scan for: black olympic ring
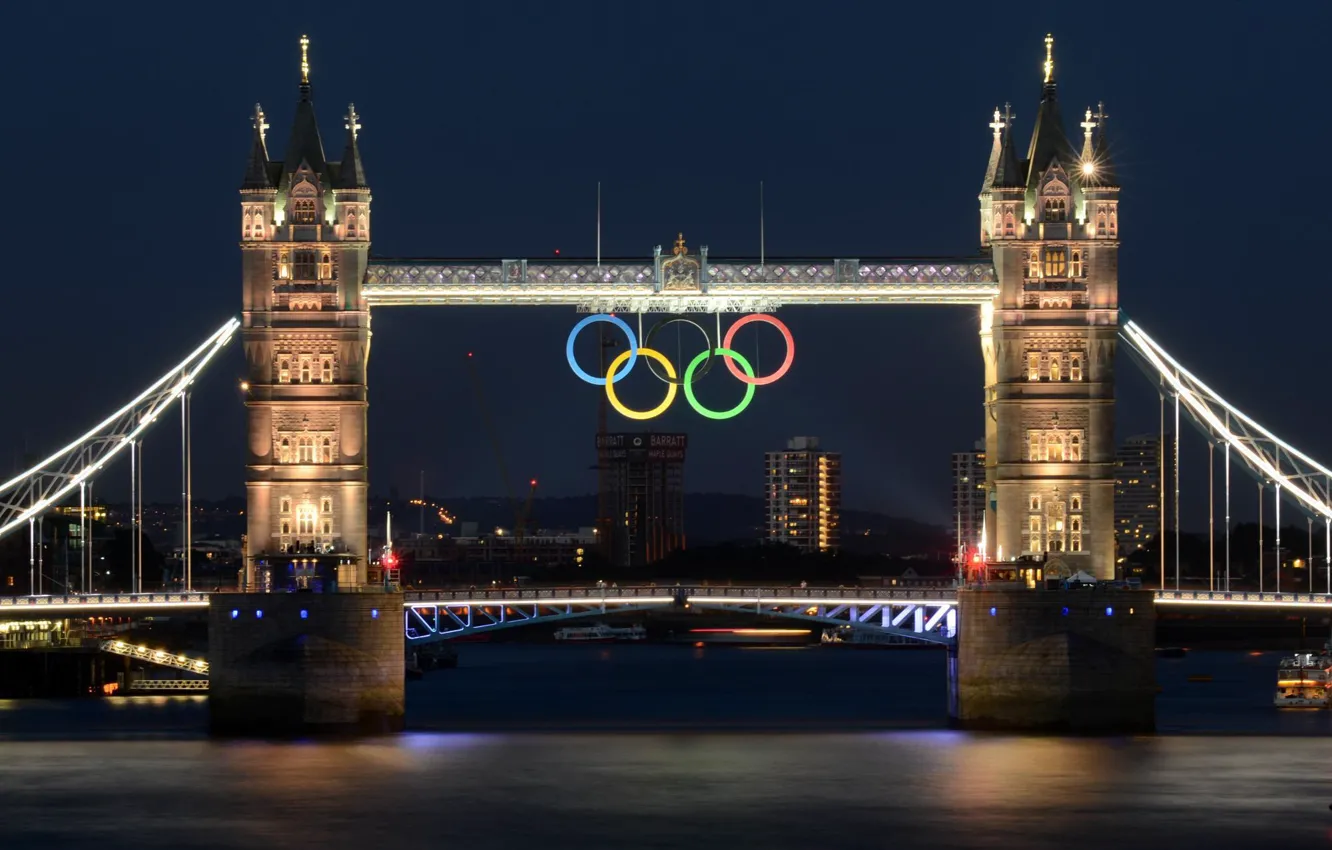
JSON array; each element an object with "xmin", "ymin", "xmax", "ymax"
[{"xmin": 642, "ymin": 317, "xmax": 716, "ymax": 386}]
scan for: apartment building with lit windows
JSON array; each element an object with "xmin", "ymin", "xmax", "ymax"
[
  {"xmin": 764, "ymin": 436, "xmax": 841, "ymax": 553},
  {"xmin": 1114, "ymin": 433, "xmax": 1175, "ymax": 556}
]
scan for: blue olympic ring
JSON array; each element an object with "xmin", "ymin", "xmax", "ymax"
[{"xmin": 566, "ymin": 314, "xmax": 639, "ymax": 386}]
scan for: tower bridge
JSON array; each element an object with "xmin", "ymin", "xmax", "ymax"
[{"xmin": 2, "ymin": 34, "xmax": 1329, "ymax": 734}]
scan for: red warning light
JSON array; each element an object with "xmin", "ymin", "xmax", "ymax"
[
  {"xmin": 971, "ymin": 553, "xmax": 982, "ymax": 563},
  {"xmin": 529, "ymin": 479, "xmax": 538, "ymax": 487},
  {"xmin": 554, "ymin": 248, "xmax": 561, "ymax": 255},
  {"xmin": 382, "ymin": 552, "xmax": 398, "ymax": 569}
]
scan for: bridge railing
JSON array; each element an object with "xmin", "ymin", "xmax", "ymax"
[
  {"xmin": 1154, "ymin": 590, "xmax": 1332, "ymax": 607},
  {"xmin": 402, "ymin": 586, "xmax": 961, "ymax": 604},
  {"xmin": 0, "ymin": 593, "xmax": 210, "ymax": 610}
]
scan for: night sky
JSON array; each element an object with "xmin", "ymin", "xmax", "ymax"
[{"xmin": 2, "ymin": 3, "xmax": 1326, "ymax": 530}]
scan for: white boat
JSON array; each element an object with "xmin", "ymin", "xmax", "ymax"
[
  {"xmin": 553, "ymin": 623, "xmax": 647, "ymax": 642},
  {"xmin": 1274, "ymin": 644, "xmax": 1332, "ymax": 707},
  {"xmin": 820, "ymin": 626, "xmax": 921, "ymax": 647}
]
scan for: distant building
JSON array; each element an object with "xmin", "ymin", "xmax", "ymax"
[
  {"xmin": 1115, "ymin": 433, "xmax": 1176, "ymax": 556},
  {"xmin": 951, "ymin": 440, "xmax": 987, "ymax": 556},
  {"xmin": 596, "ymin": 433, "xmax": 686, "ymax": 567},
  {"xmin": 765, "ymin": 436, "xmax": 841, "ymax": 553}
]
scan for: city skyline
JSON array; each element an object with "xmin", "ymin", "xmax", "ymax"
[{"xmin": 1, "ymin": 4, "xmax": 1326, "ymax": 534}]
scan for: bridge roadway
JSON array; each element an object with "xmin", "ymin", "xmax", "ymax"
[{"xmin": 1, "ymin": 586, "xmax": 1329, "ymax": 645}]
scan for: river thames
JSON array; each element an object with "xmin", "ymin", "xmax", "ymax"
[{"xmin": 2, "ymin": 645, "xmax": 1331, "ymax": 848}]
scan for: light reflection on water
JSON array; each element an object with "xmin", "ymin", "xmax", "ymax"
[{"xmin": 1, "ymin": 646, "xmax": 1331, "ymax": 849}]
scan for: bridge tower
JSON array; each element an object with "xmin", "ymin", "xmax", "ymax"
[
  {"xmin": 240, "ymin": 36, "xmax": 372, "ymax": 587},
  {"xmin": 979, "ymin": 35, "xmax": 1120, "ymax": 579}
]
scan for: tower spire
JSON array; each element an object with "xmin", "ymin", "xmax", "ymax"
[
  {"xmin": 336, "ymin": 103, "xmax": 369, "ymax": 189},
  {"xmin": 1043, "ymin": 33, "xmax": 1055, "ymax": 84},
  {"xmin": 241, "ymin": 103, "xmax": 275, "ymax": 189},
  {"xmin": 1080, "ymin": 107, "xmax": 1096, "ymax": 161},
  {"xmin": 299, "ymin": 34, "xmax": 311, "ymax": 100}
]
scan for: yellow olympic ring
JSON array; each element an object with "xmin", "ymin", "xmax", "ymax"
[{"xmin": 604, "ymin": 347, "xmax": 677, "ymax": 420}]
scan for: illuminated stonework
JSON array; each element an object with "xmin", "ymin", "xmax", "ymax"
[
  {"xmin": 240, "ymin": 39, "xmax": 371, "ymax": 586},
  {"xmin": 978, "ymin": 35, "xmax": 1119, "ymax": 578}
]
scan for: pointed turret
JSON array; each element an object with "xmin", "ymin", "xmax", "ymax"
[
  {"xmin": 1024, "ymin": 34, "xmax": 1078, "ymax": 189},
  {"xmin": 281, "ymin": 35, "xmax": 328, "ymax": 179},
  {"xmin": 240, "ymin": 103, "xmax": 277, "ymax": 189},
  {"xmin": 1087, "ymin": 102, "xmax": 1117, "ymax": 187},
  {"xmin": 335, "ymin": 103, "xmax": 368, "ymax": 189}
]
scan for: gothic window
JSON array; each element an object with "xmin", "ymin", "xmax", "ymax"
[
  {"xmin": 1027, "ymin": 252, "xmax": 1040, "ymax": 279},
  {"xmin": 318, "ymin": 252, "xmax": 332, "ymax": 279},
  {"xmin": 280, "ymin": 521, "xmax": 290, "ymax": 535},
  {"xmin": 1070, "ymin": 355, "xmax": 1083, "ymax": 382},
  {"xmin": 1043, "ymin": 198, "xmax": 1067, "ymax": 222},
  {"xmin": 320, "ymin": 359, "xmax": 333, "ymax": 383},
  {"xmin": 280, "ymin": 498, "xmax": 291, "ymax": 514},
  {"xmin": 1070, "ymin": 533, "xmax": 1082, "ymax": 552},
  {"xmin": 1030, "ymin": 495, "xmax": 1041, "ymax": 511},
  {"xmin": 1070, "ymin": 434, "xmax": 1082, "ymax": 462},
  {"xmin": 1096, "ymin": 211, "xmax": 1107, "ymax": 236},
  {"xmin": 358, "ymin": 214, "xmax": 368, "ymax": 239},
  {"xmin": 243, "ymin": 213, "xmax": 252, "ymax": 239},
  {"xmin": 1028, "ymin": 515, "xmax": 1042, "ymax": 552},
  {"xmin": 1070, "ymin": 250, "xmax": 1082, "ymax": 277},
  {"xmin": 1043, "ymin": 247, "xmax": 1068, "ymax": 277},
  {"xmin": 320, "ymin": 438, "xmax": 332, "ymax": 464},
  {"xmin": 1003, "ymin": 211, "xmax": 1015, "ymax": 238},
  {"xmin": 279, "ymin": 438, "xmax": 291, "ymax": 464},
  {"xmin": 1046, "ymin": 434, "xmax": 1064, "ymax": 462},
  {"xmin": 1070, "ymin": 494, "xmax": 1082, "ymax": 511},
  {"xmin": 345, "ymin": 211, "xmax": 356, "ymax": 238},
  {"xmin": 252, "ymin": 212, "xmax": 264, "ymax": 238},
  {"xmin": 321, "ymin": 520, "xmax": 332, "ymax": 536},
  {"xmin": 296, "ymin": 506, "xmax": 316, "ymax": 535},
  {"xmin": 1050, "ymin": 357, "xmax": 1062, "ymax": 382},
  {"xmin": 279, "ymin": 359, "xmax": 291, "ymax": 383},
  {"xmin": 1108, "ymin": 209, "xmax": 1118, "ymax": 236},
  {"xmin": 320, "ymin": 498, "xmax": 332, "ymax": 514},
  {"xmin": 277, "ymin": 251, "xmax": 291, "ymax": 279},
  {"xmin": 294, "ymin": 250, "xmax": 317, "ymax": 280},
  {"xmin": 298, "ymin": 436, "xmax": 315, "ymax": 464},
  {"xmin": 1028, "ymin": 352, "xmax": 1040, "ymax": 381},
  {"xmin": 1070, "ymin": 516, "xmax": 1082, "ymax": 533},
  {"xmin": 1028, "ymin": 432, "xmax": 1041, "ymax": 462},
  {"xmin": 291, "ymin": 198, "xmax": 317, "ymax": 224},
  {"xmin": 300, "ymin": 360, "xmax": 311, "ymax": 383}
]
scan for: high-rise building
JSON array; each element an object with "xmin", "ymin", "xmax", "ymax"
[
  {"xmin": 951, "ymin": 440, "xmax": 987, "ymax": 555},
  {"xmin": 240, "ymin": 37, "xmax": 370, "ymax": 589},
  {"xmin": 978, "ymin": 36, "xmax": 1119, "ymax": 577},
  {"xmin": 765, "ymin": 437, "xmax": 841, "ymax": 553},
  {"xmin": 596, "ymin": 433, "xmax": 686, "ymax": 567},
  {"xmin": 1114, "ymin": 433, "xmax": 1176, "ymax": 556}
]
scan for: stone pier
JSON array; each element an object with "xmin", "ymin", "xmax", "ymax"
[
  {"xmin": 950, "ymin": 586, "xmax": 1156, "ymax": 734},
  {"xmin": 208, "ymin": 592, "xmax": 404, "ymax": 736}
]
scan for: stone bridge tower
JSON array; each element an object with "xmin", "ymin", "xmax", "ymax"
[
  {"xmin": 239, "ymin": 36, "xmax": 372, "ymax": 588},
  {"xmin": 978, "ymin": 35, "xmax": 1120, "ymax": 579}
]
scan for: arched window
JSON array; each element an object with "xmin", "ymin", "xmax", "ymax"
[
  {"xmin": 279, "ymin": 438, "xmax": 291, "ymax": 464},
  {"xmin": 318, "ymin": 252, "xmax": 332, "ymax": 279},
  {"xmin": 1097, "ymin": 212, "xmax": 1107, "ymax": 236},
  {"xmin": 320, "ymin": 498, "xmax": 332, "ymax": 514},
  {"xmin": 280, "ymin": 521, "xmax": 290, "ymax": 535},
  {"xmin": 1046, "ymin": 435, "xmax": 1064, "ymax": 462},
  {"xmin": 1070, "ymin": 434, "xmax": 1082, "ymax": 462},
  {"xmin": 1070, "ymin": 494, "xmax": 1082, "ymax": 511},
  {"xmin": 321, "ymin": 520, "xmax": 332, "ymax": 536},
  {"xmin": 279, "ymin": 359, "xmax": 290, "ymax": 383},
  {"xmin": 345, "ymin": 212, "xmax": 356, "ymax": 238},
  {"xmin": 300, "ymin": 361, "xmax": 311, "ymax": 383},
  {"xmin": 1043, "ymin": 247, "xmax": 1068, "ymax": 277},
  {"xmin": 1028, "ymin": 432, "xmax": 1041, "ymax": 462},
  {"xmin": 321, "ymin": 438, "xmax": 332, "ymax": 464},
  {"xmin": 1003, "ymin": 211, "xmax": 1015, "ymax": 237},
  {"xmin": 1043, "ymin": 198, "xmax": 1067, "ymax": 222},
  {"xmin": 1027, "ymin": 352, "xmax": 1040, "ymax": 381},
  {"xmin": 292, "ymin": 197, "xmax": 317, "ymax": 224},
  {"xmin": 1070, "ymin": 251, "xmax": 1082, "ymax": 277},
  {"xmin": 280, "ymin": 498, "xmax": 291, "ymax": 514},
  {"xmin": 277, "ymin": 251, "xmax": 291, "ymax": 279},
  {"xmin": 243, "ymin": 213, "xmax": 252, "ymax": 239},
  {"xmin": 1030, "ymin": 495, "xmax": 1041, "ymax": 511},
  {"xmin": 298, "ymin": 437, "xmax": 315, "ymax": 464},
  {"xmin": 1070, "ymin": 355, "xmax": 1083, "ymax": 382},
  {"xmin": 1049, "ymin": 358, "xmax": 1062, "ymax": 382},
  {"xmin": 293, "ymin": 250, "xmax": 317, "ymax": 280},
  {"xmin": 252, "ymin": 212, "xmax": 264, "ymax": 238},
  {"xmin": 1108, "ymin": 210, "xmax": 1118, "ymax": 236},
  {"xmin": 1070, "ymin": 516, "xmax": 1082, "ymax": 533},
  {"xmin": 296, "ymin": 506, "xmax": 316, "ymax": 535},
  {"xmin": 321, "ymin": 359, "xmax": 332, "ymax": 383}
]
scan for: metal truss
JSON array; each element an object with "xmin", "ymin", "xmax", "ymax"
[
  {"xmin": 0, "ymin": 318, "xmax": 240, "ymax": 541},
  {"xmin": 1121, "ymin": 318, "xmax": 1332, "ymax": 520},
  {"xmin": 127, "ymin": 679, "xmax": 209, "ymax": 692},
  {"xmin": 100, "ymin": 640, "xmax": 210, "ymax": 675},
  {"xmin": 405, "ymin": 594, "xmax": 675, "ymax": 643},
  {"xmin": 363, "ymin": 257, "xmax": 997, "ymax": 309}
]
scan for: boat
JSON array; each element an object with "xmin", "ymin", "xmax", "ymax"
[
  {"xmin": 553, "ymin": 623, "xmax": 646, "ymax": 642},
  {"xmin": 820, "ymin": 626, "xmax": 926, "ymax": 647},
  {"xmin": 1274, "ymin": 643, "xmax": 1332, "ymax": 707}
]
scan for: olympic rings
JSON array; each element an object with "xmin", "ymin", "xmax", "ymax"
[
  {"xmin": 683, "ymin": 348, "xmax": 755, "ymax": 420},
  {"xmin": 643, "ymin": 317, "xmax": 716, "ymax": 386},
  {"xmin": 566, "ymin": 314, "xmax": 638, "ymax": 386},
  {"xmin": 566, "ymin": 313, "xmax": 794, "ymax": 420},
  {"xmin": 605, "ymin": 348, "xmax": 677, "ymax": 420},
  {"xmin": 722, "ymin": 313, "xmax": 794, "ymax": 385}
]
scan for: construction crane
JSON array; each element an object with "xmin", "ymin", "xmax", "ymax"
[{"xmin": 464, "ymin": 352, "xmax": 537, "ymax": 542}]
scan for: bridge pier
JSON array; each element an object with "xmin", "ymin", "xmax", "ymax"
[
  {"xmin": 208, "ymin": 593, "xmax": 404, "ymax": 736},
  {"xmin": 950, "ymin": 587, "xmax": 1156, "ymax": 734}
]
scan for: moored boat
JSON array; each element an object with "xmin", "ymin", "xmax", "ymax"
[
  {"xmin": 553, "ymin": 623, "xmax": 646, "ymax": 642},
  {"xmin": 1274, "ymin": 643, "xmax": 1332, "ymax": 707}
]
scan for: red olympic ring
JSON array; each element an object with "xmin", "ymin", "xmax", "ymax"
[{"xmin": 721, "ymin": 314, "xmax": 794, "ymax": 386}]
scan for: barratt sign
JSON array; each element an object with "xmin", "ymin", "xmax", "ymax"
[{"xmin": 596, "ymin": 433, "xmax": 687, "ymax": 461}]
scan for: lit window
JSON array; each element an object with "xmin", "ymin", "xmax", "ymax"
[
  {"xmin": 318, "ymin": 253, "xmax": 332, "ymax": 280},
  {"xmin": 1071, "ymin": 533, "xmax": 1082, "ymax": 552},
  {"xmin": 291, "ymin": 197, "xmax": 317, "ymax": 224},
  {"xmin": 296, "ymin": 506, "xmax": 316, "ymax": 535},
  {"xmin": 1070, "ymin": 516, "xmax": 1082, "ymax": 533},
  {"xmin": 298, "ymin": 437, "xmax": 315, "ymax": 464},
  {"xmin": 279, "ymin": 438, "xmax": 291, "ymax": 464},
  {"xmin": 1050, "ymin": 357, "xmax": 1062, "ymax": 382},
  {"xmin": 1070, "ymin": 434, "xmax": 1082, "ymax": 462},
  {"xmin": 1028, "ymin": 432, "xmax": 1041, "ymax": 462},
  {"xmin": 1046, "ymin": 435, "xmax": 1064, "ymax": 463},
  {"xmin": 278, "ymin": 359, "xmax": 291, "ymax": 383},
  {"xmin": 320, "ymin": 438, "xmax": 332, "ymax": 464},
  {"xmin": 280, "ymin": 499, "xmax": 291, "ymax": 514},
  {"xmin": 345, "ymin": 212, "xmax": 356, "ymax": 238},
  {"xmin": 321, "ymin": 359, "xmax": 333, "ymax": 383},
  {"xmin": 1030, "ymin": 495, "xmax": 1041, "ymax": 511},
  {"xmin": 1070, "ymin": 356, "xmax": 1082, "ymax": 382},
  {"xmin": 1070, "ymin": 494, "xmax": 1082, "ymax": 511},
  {"xmin": 277, "ymin": 251, "xmax": 291, "ymax": 279},
  {"xmin": 280, "ymin": 521, "xmax": 290, "ymax": 535},
  {"xmin": 321, "ymin": 520, "xmax": 331, "ymax": 536},
  {"xmin": 252, "ymin": 212, "xmax": 264, "ymax": 239},
  {"xmin": 1108, "ymin": 209, "xmax": 1118, "ymax": 236},
  {"xmin": 1043, "ymin": 247, "xmax": 1068, "ymax": 277},
  {"xmin": 1028, "ymin": 251, "xmax": 1040, "ymax": 279},
  {"xmin": 243, "ymin": 213, "xmax": 252, "ymax": 239},
  {"xmin": 320, "ymin": 498, "xmax": 332, "ymax": 514},
  {"xmin": 300, "ymin": 361, "xmax": 311, "ymax": 383},
  {"xmin": 1003, "ymin": 211, "xmax": 1015, "ymax": 237},
  {"xmin": 1043, "ymin": 198, "xmax": 1067, "ymax": 222},
  {"xmin": 1028, "ymin": 352, "xmax": 1040, "ymax": 381},
  {"xmin": 1070, "ymin": 250, "xmax": 1082, "ymax": 277}
]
